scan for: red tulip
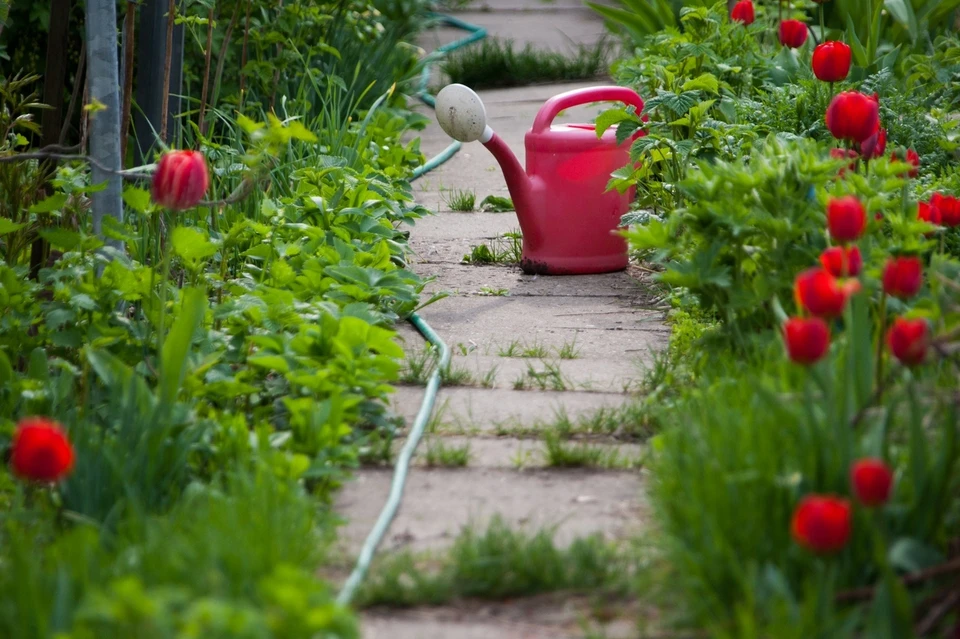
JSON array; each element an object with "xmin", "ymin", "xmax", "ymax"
[
  {"xmin": 791, "ymin": 495, "xmax": 852, "ymax": 553},
  {"xmin": 826, "ymin": 195, "xmax": 867, "ymax": 243},
  {"xmin": 931, "ymin": 193, "xmax": 960, "ymax": 228},
  {"xmin": 820, "ymin": 245, "xmax": 862, "ymax": 277},
  {"xmin": 826, "ymin": 91, "xmax": 880, "ymax": 143},
  {"xmin": 886, "ymin": 317, "xmax": 929, "ymax": 367},
  {"xmin": 151, "ymin": 150, "xmax": 210, "ymax": 211},
  {"xmin": 779, "ymin": 20, "xmax": 808, "ymax": 48},
  {"xmin": 829, "ymin": 148, "xmax": 859, "ymax": 177},
  {"xmin": 812, "ymin": 41, "xmax": 851, "ymax": 83},
  {"xmin": 860, "ymin": 127, "xmax": 886, "ymax": 159},
  {"xmin": 882, "ymin": 256, "xmax": 922, "ymax": 299},
  {"xmin": 917, "ymin": 201, "xmax": 941, "ymax": 226},
  {"xmin": 783, "ymin": 317, "xmax": 831, "ymax": 364},
  {"xmin": 794, "ymin": 267, "xmax": 859, "ymax": 318},
  {"xmin": 10, "ymin": 417, "xmax": 75, "ymax": 483},
  {"xmin": 730, "ymin": 0, "xmax": 755, "ymax": 24},
  {"xmin": 891, "ymin": 149, "xmax": 920, "ymax": 178},
  {"xmin": 850, "ymin": 459, "xmax": 893, "ymax": 507}
]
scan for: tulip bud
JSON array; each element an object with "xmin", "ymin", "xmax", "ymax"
[
  {"xmin": 812, "ymin": 41, "xmax": 851, "ymax": 83},
  {"xmin": 826, "ymin": 195, "xmax": 867, "ymax": 243},
  {"xmin": 917, "ymin": 201, "xmax": 941, "ymax": 227},
  {"xmin": 778, "ymin": 20, "xmax": 808, "ymax": 48},
  {"xmin": 791, "ymin": 495, "xmax": 852, "ymax": 553},
  {"xmin": 890, "ymin": 149, "xmax": 920, "ymax": 178},
  {"xmin": 10, "ymin": 417, "xmax": 75, "ymax": 483},
  {"xmin": 850, "ymin": 459, "xmax": 893, "ymax": 507},
  {"xmin": 829, "ymin": 148, "xmax": 859, "ymax": 177},
  {"xmin": 882, "ymin": 256, "xmax": 922, "ymax": 299},
  {"xmin": 730, "ymin": 0, "xmax": 754, "ymax": 24},
  {"xmin": 859, "ymin": 128, "xmax": 886, "ymax": 160},
  {"xmin": 825, "ymin": 91, "xmax": 880, "ymax": 143},
  {"xmin": 151, "ymin": 150, "xmax": 210, "ymax": 211},
  {"xmin": 819, "ymin": 245, "xmax": 861, "ymax": 277},
  {"xmin": 794, "ymin": 267, "xmax": 859, "ymax": 318},
  {"xmin": 886, "ymin": 317, "xmax": 929, "ymax": 367},
  {"xmin": 783, "ymin": 317, "xmax": 830, "ymax": 365}
]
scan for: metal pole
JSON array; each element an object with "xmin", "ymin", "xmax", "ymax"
[
  {"xmin": 134, "ymin": 0, "xmax": 184, "ymax": 164},
  {"xmin": 84, "ymin": 0, "xmax": 124, "ymax": 248}
]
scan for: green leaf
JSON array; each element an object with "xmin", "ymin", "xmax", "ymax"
[
  {"xmin": 248, "ymin": 355, "xmax": 291, "ymax": 373},
  {"xmin": 159, "ymin": 287, "xmax": 207, "ymax": 407},
  {"xmin": 888, "ymin": 538, "xmax": 944, "ymax": 573},
  {"xmin": 29, "ymin": 193, "xmax": 68, "ymax": 214},
  {"xmin": 0, "ymin": 218, "xmax": 25, "ymax": 235},
  {"xmin": 595, "ymin": 108, "xmax": 633, "ymax": 137},
  {"xmin": 39, "ymin": 228, "xmax": 83, "ymax": 251},
  {"xmin": 883, "ymin": 0, "xmax": 916, "ymax": 42},
  {"xmin": 681, "ymin": 73, "xmax": 719, "ymax": 94},
  {"xmin": 845, "ymin": 13, "xmax": 869, "ymax": 67},
  {"xmin": 122, "ymin": 186, "xmax": 152, "ymax": 213},
  {"xmin": 171, "ymin": 226, "xmax": 218, "ymax": 263}
]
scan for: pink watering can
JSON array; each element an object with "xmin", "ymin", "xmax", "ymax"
[{"xmin": 434, "ymin": 84, "xmax": 645, "ymax": 275}]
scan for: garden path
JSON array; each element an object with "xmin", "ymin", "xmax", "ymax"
[{"xmin": 335, "ymin": 6, "xmax": 669, "ymax": 637}]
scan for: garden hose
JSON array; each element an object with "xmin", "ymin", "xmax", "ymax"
[{"xmin": 335, "ymin": 14, "xmax": 486, "ymax": 608}]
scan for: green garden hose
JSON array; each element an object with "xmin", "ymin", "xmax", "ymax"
[{"xmin": 335, "ymin": 14, "xmax": 486, "ymax": 608}]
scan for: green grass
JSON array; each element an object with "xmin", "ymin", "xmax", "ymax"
[
  {"xmin": 461, "ymin": 230, "xmax": 523, "ymax": 265},
  {"xmin": 479, "ymin": 195, "xmax": 514, "ymax": 212},
  {"xmin": 423, "ymin": 440, "xmax": 472, "ymax": 467},
  {"xmin": 443, "ymin": 189, "xmax": 476, "ymax": 212},
  {"xmin": 442, "ymin": 38, "xmax": 611, "ymax": 90},
  {"xmin": 542, "ymin": 430, "xmax": 642, "ymax": 470},
  {"xmin": 478, "ymin": 287, "xmax": 509, "ymax": 296},
  {"xmin": 557, "ymin": 338, "xmax": 581, "ymax": 360},
  {"xmin": 357, "ymin": 516, "xmax": 634, "ymax": 607},
  {"xmin": 494, "ymin": 403, "xmax": 658, "ymax": 442},
  {"xmin": 512, "ymin": 360, "xmax": 572, "ymax": 391}
]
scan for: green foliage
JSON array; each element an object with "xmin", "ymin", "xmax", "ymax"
[{"xmin": 442, "ymin": 37, "xmax": 610, "ymax": 90}]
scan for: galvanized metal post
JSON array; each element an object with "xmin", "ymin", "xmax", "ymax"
[
  {"xmin": 133, "ymin": 0, "xmax": 184, "ymax": 164},
  {"xmin": 84, "ymin": 0, "xmax": 124, "ymax": 247}
]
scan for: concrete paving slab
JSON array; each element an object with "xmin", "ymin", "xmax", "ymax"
[
  {"xmin": 387, "ymin": 386, "xmax": 634, "ymax": 432},
  {"xmin": 450, "ymin": 354, "xmax": 645, "ymax": 393},
  {"xmin": 335, "ymin": 467, "xmax": 647, "ymax": 554},
  {"xmin": 420, "ymin": 12, "xmax": 609, "ymax": 53},
  {"xmin": 404, "ymin": 435, "xmax": 644, "ymax": 468},
  {"xmin": 362, "ymin": 595, "xmax": 640, "ymax": 639}
]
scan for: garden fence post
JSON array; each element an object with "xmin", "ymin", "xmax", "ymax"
[
  {"xmin": 134, "ymin": 0, "xmax": 184, "ymax": 165},
  {"xmin": 84, "ymin": 0, "xmax": 124, "ymax": 250}
]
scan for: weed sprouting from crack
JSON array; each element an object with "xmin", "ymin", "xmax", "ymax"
[{"xmin": 423, "ymin": 440, "xmax": 471, "ymax": 467}]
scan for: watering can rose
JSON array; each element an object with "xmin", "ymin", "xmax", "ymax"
[
  {"xmin": 791, "ymin": 495, "xmax": 852, "ymax": 553},
  {"xmin": 10, "ymin": 417, "xmax": 75, "ymax": 483},
  {"xmin": 151, "ymin": 150, "xmax": 210, "ymax": 211}
]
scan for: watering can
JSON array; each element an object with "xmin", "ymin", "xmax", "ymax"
[{"xmin": 434, "ymin": 84, "xmax": 645, "ymax": 275}]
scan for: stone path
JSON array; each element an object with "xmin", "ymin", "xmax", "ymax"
[{"xmin": 335, "ymin": 4, "xmax": 668, "ymax": 637}]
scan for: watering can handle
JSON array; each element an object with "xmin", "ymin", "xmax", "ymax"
[{"xmin": 531, "ymin": 86, "xmax": 645, "ymax": 135}]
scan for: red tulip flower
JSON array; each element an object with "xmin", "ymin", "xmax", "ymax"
[
  {"xmin": 829, "ymin": 148, "xmax": 859, "ymax": 177},
  {"xmin": 826, "ymin": 91, "xmax": 880, "ymax": 143},
  {"xmin": 730, "ymin": 0, "xmax": 755, "ymax": 24},
  {"xmin": 812, "ymin": 41, "xmax": 851, "ymax": 83},
  {"xmin": 860, "ymin": 127, "xmax": 886, "ymax": 159},
  {"xmin": 151, "ymin": 150, "xmax": 210, "ymax": 211},
  {"xmin": 779, "ymin": 20, "xmax": 808, "ymax": 48},
  {"xmin": 791, "ymin": 495, "xmax": 852, "ymax": 553},
  {"xmin": 794, "ymin": 267, "xmax": 859, "ymax": 318},
  {"xmin": 783, "ymin": 317, "xmax": 831, "ymax": 365},
  {"xmin": 820, "ymin": 245, "xmax": 862, "ymax": 277},
  {"xmin": 882, "ymin": 256, "xmax": 922, "ymax": 299},
  {"xmin": 891, "ymin": 149, "xmax": 920, "ymax": 178},
  {"xmin": 931, "ymin": 193, "xmax": 960, "ymax": 228},
  {"xmin": 917, "ymin": 201, "xmax": 941, "ymax": 226},
  {"xmin": 850, "ymin": 458, "xmax": 893, "ymax": 507},
  {"xmin": 10, "ymin": 417, "xmax": 75, "ymax": 483},
  {"xmin": 826, "ymin": 195, "xmax": 867, "ymax": 243},
  {"xmin": 887, "ymin": 317, "xmax": 929, "ymax": 367}
]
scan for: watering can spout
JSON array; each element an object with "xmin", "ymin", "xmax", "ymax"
[{"xmin": 480, "ymin": 132, "xmax": 538, "ymax": 238}]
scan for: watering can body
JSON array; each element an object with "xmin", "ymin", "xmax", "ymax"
[{"xmin": 490, "ymin": 86, "xmax": 645, "ymax": 275}]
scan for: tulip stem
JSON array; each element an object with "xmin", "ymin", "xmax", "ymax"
[
  {"xmin": 819, "ymin": 5, "xmax": 825, "ymax": 42},
  {"xmin": 874, "ymin": 293, "xmax": 887, "ymax": 400},
  {"xmin": 157, "ymin": 211, "xmax": 172, "ymax": 364}
]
